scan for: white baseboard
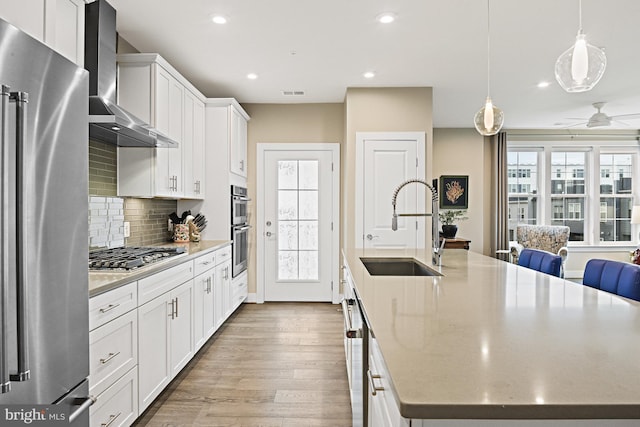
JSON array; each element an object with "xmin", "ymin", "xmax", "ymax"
[{"xmin": 244, "ymin": 293, "xmax": 258, "ymax": 303}]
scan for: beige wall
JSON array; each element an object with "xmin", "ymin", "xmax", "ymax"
[
  {"xmin": 343, "ymin": 87, "xmax": 433, "ymax": 249},
  {"xmin": 242, "ymin": 103, "xmax": 345, "ymax": 295},
  {"xmin": 433, "ymin": 128, "xmax": 490, "ymax": 255}
]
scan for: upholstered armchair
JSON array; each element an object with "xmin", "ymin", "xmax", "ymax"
[{"xmin": 509, "ymin": 225, "xmax": 570, "ymax": 277}]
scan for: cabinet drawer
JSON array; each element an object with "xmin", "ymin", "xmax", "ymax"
[
  {"xmin": 89, "ymin": 282, "xmax": 137, "ymax": 331},
  {"xmin": 232, "ymin": 274, "xmax": 248, "ymax": 301},
  {"xmin": 89, "ymin": 310, "xmax": 138, "ymax": 397},
  {"xmin": 90, "ymin": 366, "xmax": 138, "ymax": 427},
  {"xmin": 215, "ymin": 245, "xmax": 232, "ymax": 265},
  {"xmin": 193, "ymin": 251, "xmax": 216, "ymax": 276},
  {"xmin": 138, "ymin": 261, "xmax": 193, "ymax": 305}
]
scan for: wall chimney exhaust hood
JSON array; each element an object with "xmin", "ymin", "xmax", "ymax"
[{"xmin": 85, "ymin": 0, "xmax": 178, "ymax": 148}]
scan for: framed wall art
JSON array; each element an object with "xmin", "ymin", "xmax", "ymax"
[{"xmin": 439, "ymin": 175, "xmax": 468, "ymax": 209}]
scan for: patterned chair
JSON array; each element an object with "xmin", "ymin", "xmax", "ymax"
[{"xmin": 510, "ymin": 225, "xmax": 570, "ymax": 277}]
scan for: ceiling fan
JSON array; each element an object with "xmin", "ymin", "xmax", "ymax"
[{"xmin": 560, "ymin": 102, "xmax": 640, "ymax": 128}]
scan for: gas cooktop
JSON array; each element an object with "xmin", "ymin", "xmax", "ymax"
[{"xmin": 89, "ymin": 246, "xmax": 187, "ymax": 271}]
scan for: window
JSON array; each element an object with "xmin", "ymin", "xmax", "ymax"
[
  {"xmin": 599, "ymin": 154, "xmax": 633, "ymax": 242},
  {"xmin": 507, "ymin": 151, "xmax": 538, "ymax": 239},
  {"xmin": 507, "ymin": 140, "xmax": 638, "ymax": 246},
  {"xmin": 277, "ymin": 160, "xmax": 319, "ymax": 280},
  {"xmin": 550, "ymin": 152, "xmax": 586, "ymax": 241}
]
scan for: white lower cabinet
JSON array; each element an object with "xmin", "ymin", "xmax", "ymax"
[
  {"xmin": 216, "ymin": 260, "xmax": 232, "ymax": 321},
  {"xmin": 193, "ymin": 269, "xmax": 215, "ymax": 351},
  {"xmin": 89, "ymin": 281, "xmax": 139, "ymax": 427},
  {"xmin": 368, "ymin": 336, "xmax": 409, "ymax": 427},
  {"xmin": 90, "ymin": 367, "xmax": 138, "ymax": 427},
  {"xmin": 138, "ymin": 279, "xmax": 193, "ymax": 413},
  {"xmin": 91, "ymin": 244, "xmax": 244, "ymax": 424},
  {"xmin": 231, "ymin": 270, "xmax": 248, "ymax": 312}
]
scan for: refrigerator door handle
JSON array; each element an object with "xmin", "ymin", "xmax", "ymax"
[
  {"xmin": 10, "ymin": 91, "xmax": 30, "ymax": 383},
  {"xmin": 68, "ymin": 396, "xmax": 96, "ymax": 423},
  {"xmin": 0, "ymin": 85, "xmax": 10, "ymax": 393}
]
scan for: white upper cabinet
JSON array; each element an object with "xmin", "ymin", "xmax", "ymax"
[
  {"xmin": 0, "ymin": 0, "xmax": 85, "ymax": 66},
  {"xmin": 230, "ymin": 106, "xmax": 248, "ymax": 178},
  {"xmin": 183, "ymin": 89, "xmax": 205, "ymax": 199},
  {"xmin": 116, "ymin": 54, "xmax": 205, "ymax": 199}
]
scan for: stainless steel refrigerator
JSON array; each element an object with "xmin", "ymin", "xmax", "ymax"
[{"xmin": 0, "ymin": 17, "xmax": 92, "ymax": 425}]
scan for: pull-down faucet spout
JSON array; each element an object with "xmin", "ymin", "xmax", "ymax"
[{"xmin": 391, "ymin": 179, "xmax": 443, "ymax": 266}]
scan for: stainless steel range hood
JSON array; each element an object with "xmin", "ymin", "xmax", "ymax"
[{"xmin": 85, "ymin": 0, "xmax": 178, "ymax": 148}]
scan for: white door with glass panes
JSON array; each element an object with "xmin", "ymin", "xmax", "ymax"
[{"xmin": 259, "ymin": 145, "xmax": 338, "ymax": 302}]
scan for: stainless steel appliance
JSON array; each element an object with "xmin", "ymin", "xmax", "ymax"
[
  {"xmin": 89, "ymin": 246, "xmax": 187, "ymax": 271},
  {"xmin": 342, "ymin": 270, "xmax": 368, "ymax": 427},
  {"xmin": 231, "ymin": 185, "xmax": 249, "ymax": 226},
  {"xmin": 231, "ymin": 185, "xmax": 250, "ymax": 277},
  {"xmin": 85, "ymin": 0, "xmax": 178, "ymax": 148},
  {"xmin": 0, "ymin": 17, "xmax": 93, "ymax": 425}
]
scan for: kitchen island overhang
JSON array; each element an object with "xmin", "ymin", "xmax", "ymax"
[{"xmin": 343, "ymin": 247, "xmax": 640, "ymax": 422}]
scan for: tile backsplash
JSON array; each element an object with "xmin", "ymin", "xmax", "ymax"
[
  {"xmin": 88, "ymin": 139, "xmax": 177, "ymax": 247},
  {"xmin": 124, "ymin": 198, "xmax": 175, "ymax": 246},
  {"xmin": 89, "ymin": 196, "xmax": 125, "ymax": 249}
]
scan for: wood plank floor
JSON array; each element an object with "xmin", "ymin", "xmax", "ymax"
[{"xmin": 133, "ymin": 302, "xmax": 353, "ymax": 427}]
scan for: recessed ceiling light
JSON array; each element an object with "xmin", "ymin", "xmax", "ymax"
[
  {"xmin": 211, "ymin": 15, "xmax": 227, "ymax": 24},
  {"xmin": 377, "ymin": 13, "xmax": 396, "ymax": 24},
  {"xmin": 364, "ymin": 72, "xmax": 375, "ymax": 79},
  {"xmin": 537, "ymin": 81, "xmax": 551, "ymax": 88},
  {"xmin": 247, "ymin": 73, "xmax": 258, "ymax": 80}
]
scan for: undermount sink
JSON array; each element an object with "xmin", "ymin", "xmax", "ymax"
[{"xmin": 360, "ymin": 257, "xmax": 443, "ymax": 277}]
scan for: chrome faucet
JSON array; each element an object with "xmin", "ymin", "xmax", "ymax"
[{"xmin": 391, "ymin": 179, "xmax": 443, "ymax": 265}]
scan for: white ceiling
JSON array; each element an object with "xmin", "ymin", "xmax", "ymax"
[{"xmin": 107, "ymin": 0, "xmax": 640, "ymax": 130}]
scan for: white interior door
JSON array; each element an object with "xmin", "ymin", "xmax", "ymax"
[
  {"xmin": 260, "ymin": 146, "xmax": 338, "ymax": 302},
  {"xmin": 357, "ymin": 133, "xmax": 426, "ymax": 249}
]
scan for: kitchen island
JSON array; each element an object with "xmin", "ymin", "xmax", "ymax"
[{"xmin": 342, "ymin": 247, "xmax": 640, "ymax": 424}]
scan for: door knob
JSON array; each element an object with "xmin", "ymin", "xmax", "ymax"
[
  {"xmin": 266, "ymin": 221, "xmax": 272, "ymax": 226},
  {"xmin": 366, "ymin": 234, "xmax": 379, "ymax": 240},
  {"xmin": 266, "ymin": 231, "xmax": 273, "ymax": 237}
]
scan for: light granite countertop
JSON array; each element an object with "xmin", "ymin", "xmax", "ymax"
[
  {"xmin": 89, "ymin": 240, "xmax": 231, "ymax": 297},
  {"xmin": 343, "ymin": 247, "xmax": 640, "ymax": 420}
]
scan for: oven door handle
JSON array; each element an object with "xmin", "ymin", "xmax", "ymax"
[
  {"xmin": 233, "ymin": 195, "xmax": 251, "ymax": 202},
  {"xmin": 234, "ymin": 225, "xmax": 252, "ymax": 232}
]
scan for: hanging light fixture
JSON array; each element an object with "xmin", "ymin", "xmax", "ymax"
[
  {"xmin": 554, "ymin": 0, "xmax": 606, "ymax": 93},
  {"xmin": 474, "ymin": 0, "xmax": 504, "ymax": 136}
]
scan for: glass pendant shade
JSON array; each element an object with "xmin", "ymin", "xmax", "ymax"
[
  {"xmin": 555, "ymin": 32, "xmax": 607, "ymax": 93},
  {"xmin": 474, "ymin": 97, "xmax": 504, "ymax": 136}
]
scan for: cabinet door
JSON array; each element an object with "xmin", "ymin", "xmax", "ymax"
[
  {"xmin": 0, "ymin": 0, "xmax": 84, "ymax": 66},
  {"xmin": 193, "ymin": 271, "xmax": 214, "ymax": 351},
  {"xmin": 182, "ymin": 91, "xmax": 195, "ymax": 199},
  {"xmin": 138, "ymin": 294, "xmax": 171, "ymax": 413},
  {"xmin": 169, "ymin": 280, "xmax": 194, "ymax": 378},
  {"xmin": 214, "ymin": 261, "xmax": 232, "ymax": 323},
  {"xmin": 213, "ymin": 265, "xmax": 224, "ymax": 331},
  {"xmin": 52, "ymin": 0, "xmax": 84, "ymax": 65},
  {"xmin": 182, "ymin": 90, "xmax": 204, "ymax": 199},
  {"xmin": 191, "ymin": 97, "xmax": 206, "ymax": 199},
  {"xmin": 155, "ymin": 66, "xmax": 183, "ymax": 197},
  {"xmin": 229, "ymin": 107, "xmax": 247, "ymax": 177}
]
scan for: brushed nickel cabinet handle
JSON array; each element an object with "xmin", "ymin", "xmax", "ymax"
[
  {"xmin": 99, "ymin": 351, "xmax": 120, "ymax": 364},
  {"xmin": 101, "ymin": 412, "xmax": 121, "ymax": 427},
  {"xmin": 367, "ymin": 369, "xmax": 384, "ymax": 396},
  {"xmin": 99, "ymin": 303, "xmax": 120, "ymax": 313}
]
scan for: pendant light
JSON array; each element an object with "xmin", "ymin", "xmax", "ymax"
[
  {"xmin": 554, "ymin": 0, "xmax": 606, "ymax": 93},
  {"xmin": 474, "ymin": 0, "xmax": 504, "ymax": 136}
]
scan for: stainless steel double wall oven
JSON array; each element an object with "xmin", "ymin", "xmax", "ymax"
[{"xmin": 231, "ymin": 185, "xmax": 250, "ymax": 277}]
